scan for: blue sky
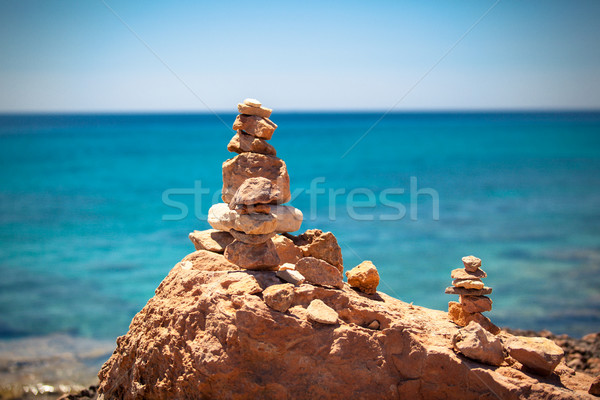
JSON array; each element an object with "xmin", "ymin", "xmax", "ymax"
[{"xmin": 1, "ymin": 0, "xmax": 599, "ymax": 112}]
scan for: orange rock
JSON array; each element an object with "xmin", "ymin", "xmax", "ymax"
[
  {"xmin": 459, "ymin": 295, "xmax": 492, "ymax": 313},
  {"xmin": 98, "ymin": 254, "xmax": 590, "ymax": 400},
  {"xmin": 181, "ymin": 250, "xmax": 240, "ymax": 271},
  {"xmin": 285, "ymin": 229, "xmax": 343, "ymax": 272},
  {"xmin": 451, "ymin": 268, "xmax": 487, "ymax": 279},
  {"xmin": 188, "ymin": 229, "xmax": 234, "ymax": 253},
  {"xmin": 232, "ymin": 114, "xmax": 276, "ymax": 139},
  {"xmin": 229, "ymin": 177, "xmax": 282, "ymax": 207},
  {"xmin": 221, "ymin": 153, "xmax": 290, "ymax": 204},
  {"xmin": 272, "ymin": 235, "xmax": 302, "ymax": 265},
  {"xmin": 452, "ymin": 321, "xmax": 505, "ymax": 366},
  {"xmin": 230, "ymin": 229, "xmax": 275, "ymax": 244},
  {"xmin": 448, "ymin": 301, "xmax": 500, "ymax": 335},
  {"xmin": 237, "ymin": 103, "xmax": 273, "ymax": 119},
  {"xmin": 224, "ymin": 239, "xmax": 280, "ymax": 270},
  {"xmin": 306, "ymin": 299, "xmax": 338, "ymax": 324},
  {"xmin": 296, "ymin": 257, "xmax": 343, "ymax": 289},
  {"xmin": 263, "ymin": 283, "xmax": 295, "ymax": 312},
  {"xmin": 461, "ymin": 255, "xmax": 482, "ymax": 272},
  {"xmin": 505, "ymin": 336, "xmax": 565, "ymax": 376},
  {"xmin": 227, "ymin": 131, "xmax": 276, "ymax": 156},
  {"xmin": 345, "ymin": 260, "xmax": 379, "ymax": 294}
]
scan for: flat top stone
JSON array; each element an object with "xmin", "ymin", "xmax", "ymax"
[
  {"xmin": 445, "ymin": 286, "xmax": 492, "ymax": 296},
  {"xmin": 451, "ymin": 268, "xmax": 487, "ymax": 280},
  {"xmin": 243, "ymin": 98, "xmax": 261, "ymax": 107},
  {"xmin": 462, "ymin": 255, "xmax": 482, "ymax": 272}
]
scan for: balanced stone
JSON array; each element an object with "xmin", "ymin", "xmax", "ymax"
[
  {"xmin": 188, "ymin": 229, "xmax": 234, "ymax": 253},
  {"xmin": 234, "ymin": 204, "xmax": 271, "ymax": 214},
  {"xmin": 243, "ymin": 98, "xmax": 261, "ymax": 108},
  {"xmin": 462, "ymin": 255, "xmax": 482, "ymax": 272},
  {"xmin": 285, "ymin": 229, "xmax": 343, "ymax": 272},
  {"xmin": 227, "ymin": 131, "xmax": 276, "ymax": 156},
  {"xmin": 230, "ymin": 229, "xmax": 275, "ymax": 244},
  {"xmin": 229, "ymin": 177, "xmax": 281, "ymax": 207},
  {"xmin": 459, "ymin": 295, "xmax": 492, "ymax": 313},
  {"xmin": 296, "ymin": 257, "xmax": 343, "ymax": 289},
  {"xmin": 451, "ymin": 268, "xmax": 487, "ymax": 280},
  {"xmin": 232, "ymin": 114, "xmax": 277, "ymax": 139},
  {"xmin": 237, "ymin": 103, "xmax": 272, "ymax": 119},
  {"xmin": 445, "ymin": 286, "xmax": 492, "ymax": 296},
  {"xmin": 208, "ymin": 203, "xmax": 276, "ymax": 235},
  {"xmin": 452, "ymin": 278, "xmax": 484, "ymax": 290},
  {"xmin": 224, "ymin": 239, "xmax": 280, "ymax": 270},
  {"xmin": 505, "ymin": 336, "xmax": 564, "ymax": 376},
  {"xmin": 272, "ymin": 235, "xmax": 303, "ymax": 264},
  {"xmin": 208, "ymin": 203, "xmax": 303, "ymax": 234},
  {"xmin": 221, "ymin": 153, "xmax": 290, "ymax": 203},
  {"xmin": 448, "ymin": 301, "xmax": 500, "ymax": 334}
]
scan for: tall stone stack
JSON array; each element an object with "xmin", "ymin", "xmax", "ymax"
[
  {"xmin": 206, "ymin": 99, "xmax": 303, "ymax": 270},
  {"xmin": 445, "ymin": 255, "xmax": 499, "ymax": 334}
]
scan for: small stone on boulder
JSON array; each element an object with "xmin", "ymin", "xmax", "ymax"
[
  {"xmin": 505, "ymin": 336, "xmax": 565, "ymax": 376},
  {"xmin": 345, "ymin": 260, "xmax": 379, "ymax": 294},
  {"xmin": 181, "ymin": 250, "xmax": 241, "ymax": 271},
  {"xmin": 224, "ymin": 239, "xmax": 280, "ymax": 270},
  {"xmin": 272, "ymin": 235, "xmax": 303, "ymax": 264},
  {"xmin": 227, "ymin": 131, "xmax": 276, "ymax": 156},
  {"xmin": 296, "ymin": 257, "xmax": 343, "ymax": 289},
  {"xmin": 188, "ymin": 229, "xmax": 234, "ymax": 253},
  {"xmin": 445, "ymin": 286, "xmax": 492, "ymax": 296},
  {"xmin": 452, "ymin": 321, "xmax": 505, "ymax": 366},
  {"xmin": 306, "ymin": 299, "xmax": 338, "ymax": 325},
  {"xmin": 276, "ymin": 269, "xmax": 305, "ymax": 286},
  {"xmin": 462, "ymin": 255, "xmax": 482, "ymax": 272},
  {"xmin": 232, "ymin": 114, "xmax": 277, "ymax": 139},
  {"xmin": 263, "ymin": 283, "xmax": 295, "ymax": 312},
  {"xmin": 285, "ymin": 229, "xmax": 343, "ymax": 272}
]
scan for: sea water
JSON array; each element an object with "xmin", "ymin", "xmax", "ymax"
[{"xmin": 0, "ymin": 112, "xmax": 599, "ymax": 346}]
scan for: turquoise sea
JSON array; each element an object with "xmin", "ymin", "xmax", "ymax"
[{"xmin": 1, "ymin": 111, "xmax": 599, "ymax": 345}]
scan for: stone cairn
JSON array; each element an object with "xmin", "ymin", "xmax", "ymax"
[
  {"xmin": 205, "ymin": 98, "xmax": 303, "ymax": 270},
  {"xmin": 445, "ymin": 255, "xmax": 499, "ymax": 334}
]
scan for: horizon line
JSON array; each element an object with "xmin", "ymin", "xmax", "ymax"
[{"xmin": 1, "ymin": 108, "xmax": 600, "ymax": 116}]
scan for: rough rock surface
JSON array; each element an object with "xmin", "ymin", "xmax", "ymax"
[
  {"xmin": 263, "ymin": 284, "xmax": 295, "ymax": 312},
  {"xmin": 306, "ymin": 299, "xmax": 339, "ymax": 324},
  {"xmin": 462, "ymin": 255, "xmax": 482, "ymax": 272},
  {"xmin": 285, "ymin": 229, "xmax": 343, "ymax": 272},
  {"xmin": 237, "ymin": 103, "xmax": 273, "ymax": 119},
  {"xmin": 346, "ymin": 260, "xmax": 380, "ymax": 294},
  {"xmin": 229, "ymin": 177, "xmax": 282, "ymax": 207},
  {"xmin": 272, "ymin": 235, "xmax": 303, "ymax": 265},
  {"xmin": 224, "ymin": 239, "xmax": 280, "ymax": 270},
  {"xmin": 209, "ymin": 203, "xmax": 303, "ymax": 235},
  {"xmin": 295, "ymin": 257, "xmax": 343, "ymax": 289},
  {"xmin": 227, "ymin": 131, "xmax": 276, "ymax": 156},
  {"xmin": 590, "ymin": 376, "xmax": 600, "ymax": 396},
  {"xmin": 232, "ymin": 114, "xmax": 277, "ymax": 139},
  {"xmin": 453, "ymin": 321, "xmax": 505, "ymax": 366},
  {"xmin": 221, "ymin": 153, "xmax": 290, "ymax": 203},
  {"xmin": 452, "ymin": 278, "xmax": 485, "ymax": 290},
  {"xmin": 180, "ymin": 250, "xmax": 241, "ymax": 271},
  {"xmin": 505, "ymin": 336, "xmax": 565, "ymax": 376},
  {"xmin": 445, "ymin": 286, "xmax": 492, "ymax": 296},
  {"xmin": 230, "ymin": 229, "xmax": 275, "ymax": 244},
  {"xmin": 98, "ymin": 253, "xmax": 596, "ymax": 400},
  {"xmin": 188, "ymin": 229, "xmax": 234, "ymax": 253},
  {"xmin": 451, "ymin": 268, "xmax": 487, "ymax": 280},
  {"xmin": 460, "ymin": 295, "xmax": 493, "ymax": 313}
]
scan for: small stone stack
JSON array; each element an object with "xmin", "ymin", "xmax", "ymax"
[
  {"xmin": 207, "ymin": 99, "xmax": 303, "ymax": 270},
  {"xmin": 445, "ymin": 255, "xmax": 499, "ymax": 334}
]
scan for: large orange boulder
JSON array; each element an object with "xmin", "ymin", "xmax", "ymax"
[{"xmin": 97, "ymin": 252, "xmax": 595, "ymax": 400}]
